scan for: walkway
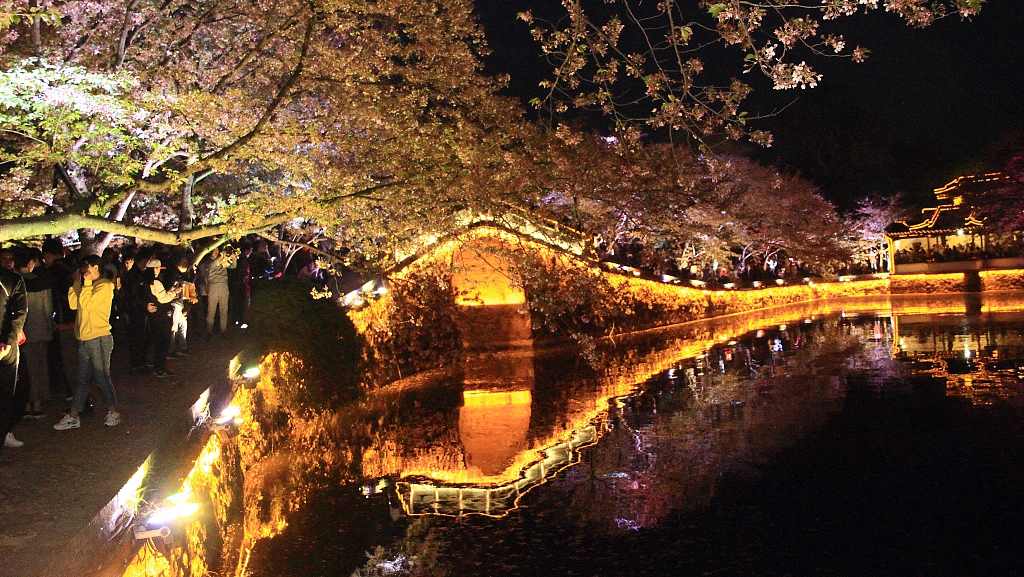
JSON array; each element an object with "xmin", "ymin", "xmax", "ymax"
[{"xmin": 0, "ymin": 331, "xmax": 244, "ymax": 577}]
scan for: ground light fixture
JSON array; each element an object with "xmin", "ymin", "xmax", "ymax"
[
  {"xmin": 214, "ymin": 404, "xmax": 243, "ymax": 427},
  {"xmin": 134, "ymin": 490, "xmax": 200, "ymax": 542},
  {"xmin": 231, "ymin": 345, "xmax": 264, "ymax": 388}
]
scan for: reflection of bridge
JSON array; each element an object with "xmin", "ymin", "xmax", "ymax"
[
  {"xmin": 397, "ymin": 424, "xmax": 601, "ymax": 518},
  {"xmin": 383, "ymin": 294, "xmax": 1024, "ymax": 520}
]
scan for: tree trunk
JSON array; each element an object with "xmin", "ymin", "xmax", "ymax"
[
  {"xmin": 95, "ymin": 191, "xmax": 138, "ymax": 255},
  {"xmin": 180, "ymin": 177, "xmax": 196, "ymax": 231}
]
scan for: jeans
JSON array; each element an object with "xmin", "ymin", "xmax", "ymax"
[
  {"xmin": 150, "ymin": 312, "xmax": 172, "ymax": 371},
  {"xmin": 73, "ymin": 335, "xmax": 116, "ymax": 414}
]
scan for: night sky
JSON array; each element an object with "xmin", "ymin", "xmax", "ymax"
[{"xmin": 475, "ymin": 1, "xmax": 1024, "ymax": 210}]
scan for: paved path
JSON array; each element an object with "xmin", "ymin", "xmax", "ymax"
[{"xmin": 0, "ymin": 331, "xmax": 246, "ymax": 577}]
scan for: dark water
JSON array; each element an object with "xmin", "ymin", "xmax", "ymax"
[{"xmin": 250, "ymin": 297, "xmax": 1024, "ymax": 577}]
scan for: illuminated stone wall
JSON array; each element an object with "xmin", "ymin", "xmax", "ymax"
[
  {"xmin": 980, "ymin": 269, "xmax": 1024, "ymax": 291},
  {"xmin": 890, "ymin": 272, "xmax": 967, "ymax": 294},
  {"xmin": 348, "ymin": 225, "xmax": 1024, "ymax": 371}
]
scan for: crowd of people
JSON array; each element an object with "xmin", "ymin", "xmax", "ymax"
[
  {"xmin": 0, "ymin": 237, "xmax": 294, "ymax": 453},
  {"xmin": 893, "ymin": 236, "xmax": 1024, "ymax": 265},
  {"xmin": 595, "ymin": 236, "xmax": 821, "ymax": 287}
]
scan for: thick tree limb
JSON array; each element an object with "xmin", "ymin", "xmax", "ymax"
[
  {"xmin": 94, "ymin": 191, "xmax": 138, "ymax": 254},
  {"xmin": 0, "ymin": 212, "xmax": 292, "ymax": 244}
]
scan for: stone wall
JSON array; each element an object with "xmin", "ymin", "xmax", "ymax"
[
  {"xmin": 980, "ymin": 269, "xmax": 1024, "ymax": 291},
  {"xmin": 346, "ymin": 226, "xmax": 1024, "ymax": 363},
  {"xmin": 889, "ymin": 272, "xmax": 968, "ymax": 294}
]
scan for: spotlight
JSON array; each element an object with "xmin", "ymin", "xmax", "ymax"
[
  {"xmin": 133, "ymin": 526, "xmax": 171, "ymax": 541},
  {"xmin": 214, "ymin": 404, "xmax": 242, "ymax": 427}
]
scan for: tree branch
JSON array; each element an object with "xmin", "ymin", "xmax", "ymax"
[
  {"xmin": 132, "ymin": 14, "xmax": 316, "ymax": 195},
  {"xmin": 255, "ymin": 230, "xmax": 346, "ymax": 267},
  {"xmin": 0, "ymin": 212, "xmax": 293, "ymax": 244}
]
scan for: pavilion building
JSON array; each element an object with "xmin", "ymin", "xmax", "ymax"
[{"xmin": 886, "ymin": 172, "xmax": 1022, "ymax": 274}]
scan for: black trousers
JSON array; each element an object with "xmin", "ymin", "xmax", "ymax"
[
  {"xmin": 229, "ymin": 286, "xmax": 249, "ymax": 326},
  {"xmin": 151, "ymin": 314, "xmax": 172, "ymax": 371},
  {"xmin": 127, "ymin": 309, "xmax": 150, "ymax": 369},
  {"xmin": 0, "ymin": 356, "xmax": 26, "ymax": 445}
]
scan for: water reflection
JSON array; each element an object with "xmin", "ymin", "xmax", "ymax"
[
  {"xmin": 892, "ymin": 305, "xmax": 1024, "ymax": 405},
  {"xmin": 120, "ymin": 293, "xmax": 1024, "ymax": 577}
]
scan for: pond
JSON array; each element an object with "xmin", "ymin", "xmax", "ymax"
[{"xmin": 242, "ymin": 295, "xmax": 1024, "ymax": 577}]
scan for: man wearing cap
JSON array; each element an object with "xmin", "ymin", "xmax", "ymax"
[{"xmin": 147, "ymin": 257, "xmax": 180, "ymax": 378}]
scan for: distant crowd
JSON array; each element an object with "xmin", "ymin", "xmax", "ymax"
[
  {"xmin": 595, "ymin": 236, "xmax": 822, "ymax": 287},
  {"xmin": 0, "ymin": 236, "xmax": 325, "ymax": 453},
  {"xmin": 894, "ymin": 237, "xmax": 1024, "ymax": 265}
]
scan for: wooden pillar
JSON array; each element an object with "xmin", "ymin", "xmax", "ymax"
[{"xmin": 885, "ymin": 237, "xmax": 895, "ymax": 273}]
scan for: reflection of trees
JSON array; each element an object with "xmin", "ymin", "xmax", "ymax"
[
  {"xmin": 127, "ymin": 296, "xmax": 1024, "ymax": 577},
  {"xmin": 547, "ymin": 320, "xmax": 890, "ymax": 534}
]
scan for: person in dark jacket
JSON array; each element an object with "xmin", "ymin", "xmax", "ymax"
[
  {"xmin": 229, "ymin": 243, "xmax": 253, "ymax": 328},
  {"xmin": 41, "ymin": 239, "xmax": 75, "ymax": 399},
  {"xmin": 0, "ymin": 257, "xmax": 28, "ymax": 452},
  {"xmin": 15, "ymin": 248, "xmax": 53, "ymax": 420},
  {"xmin": 122, "ymin": 248, "xmax": 153, "ymax": 373}
]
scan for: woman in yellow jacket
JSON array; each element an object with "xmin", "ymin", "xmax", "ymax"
[{"xmin": 54, "ymin": 255, "xmax": 120, "ymax": 430}]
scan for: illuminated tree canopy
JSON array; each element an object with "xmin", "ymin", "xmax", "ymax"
[{"xmin": 0, "ymin": 1, "xmax": 983, "ymax": 273}]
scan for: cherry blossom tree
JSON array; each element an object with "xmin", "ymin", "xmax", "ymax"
[
  {"xmin": 520, "ymin": 0, "xmax": 983, "ymax": 147},
  {"xmin": 844, "ymin": 195, "xmax": 902, "ymax": 272},
  {"xmin": 524, "ymin": 132, "xmax": 847, "ymax": 274},
  {"xmin": 0, "ymin": 0, "xmax": 526, "ymax": 256}
]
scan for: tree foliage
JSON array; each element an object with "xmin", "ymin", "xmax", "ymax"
[
  {"xmin": 525, "ymin": 134, "xmax": 849, "ymax": 272},
  {"xmin": 0, "ymin": 0, "xmax": 983, "ymax": 277},
  {"xmin": 520, "ymin": 0, "xmax": 982, "ymax": 147},
  {"xmin": 0, "ymin": 0, "xmax": 524, "ymax": 249}
]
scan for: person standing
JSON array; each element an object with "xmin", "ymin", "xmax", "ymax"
[
  {"xmin": 167, "ymin": 256, "xmax": 197, "ymax": 356},
  {"xmin": 15, "ymin": 249, "xmax": 53, "ymax": 419},
  {"xmin": 122, "ymin": 249, "xmax": 153, "ymax": 374},
  {"xmin": 0, "ymin": 258, "xmax": 28, "ymax": 449},
  {"xmin": 41, "ymin": 239, "xmax": 76, "ymax": 400},
  {"xmin": 229, "ymin": 243, "xmax": 252, "ymax": 329},
  {"xmin": 53, "ymin": 255, "xmax": 120, "ymax": 430},
  {"xmin": 203, "ymin": 247, "xmax": 234, "ymax": 337},
  {"xmin": 147, "ymin": 258, "xmax": 179, "ymax": 378}
]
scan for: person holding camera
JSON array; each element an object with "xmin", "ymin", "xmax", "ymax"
[
  {"xmin": 202, "ymin": 246, "xmax": 236, "ymax": 338},
  {"xmin": 54, "ymin": 255, "xmax": 119, "ymax": 431}
]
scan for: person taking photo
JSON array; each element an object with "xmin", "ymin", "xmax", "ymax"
[{"xmin": 54, "ymin": 255, "xmax": 120, "ymax": 430}]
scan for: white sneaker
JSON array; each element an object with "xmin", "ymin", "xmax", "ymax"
[
  {"xmin": 104, "ymin": 411, "xmax": 121, "ymax": 427},
  {"xmin": 53, "ymin": 414, "xmax": 81, "ymax": 431},
  {"xmin": 4, "ymin": 432, "xmax": 23, "ymax": 448}
]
